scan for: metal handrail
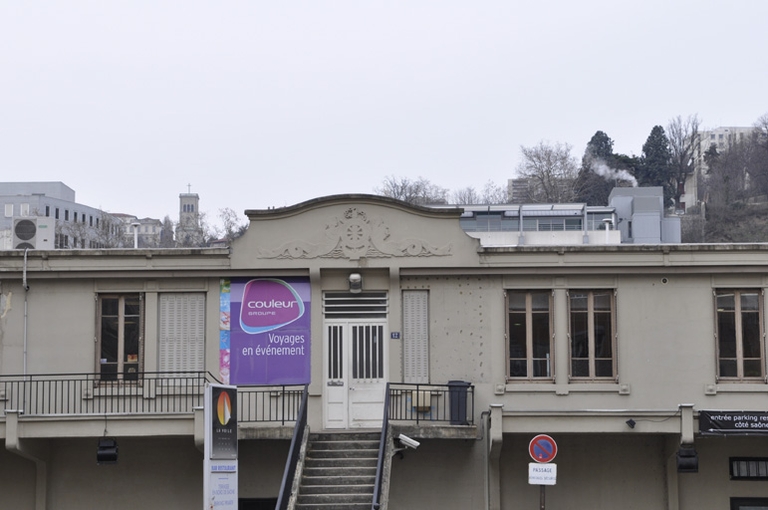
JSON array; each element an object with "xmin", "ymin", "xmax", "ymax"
[
  {"xmin": 0, "ymin": 372, "xmax": 304, "ymax": 423},
  {"xmin": 386, "ymin": 382, "xmax": 475, "ymax": 425},
  {"xmin": 372, "ymin": 382, "xmax": 391, "ymax": 510},
  {"xmin": 276, "ymin": 384, "xmax": 309, "ymax": 510}
]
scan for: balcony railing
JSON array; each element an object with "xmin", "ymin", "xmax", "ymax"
[
  {"xmin": 0, "ymin": 372, "xmax": 303, "ymax": 423},
  {"xmin": 388, "ymin": 382, "xmax": 475, "ymax": 425}
]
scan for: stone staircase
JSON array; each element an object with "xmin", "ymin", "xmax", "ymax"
[{"xmin": 294, "ymin": 431, "xmax": 381, "ymax": 510}]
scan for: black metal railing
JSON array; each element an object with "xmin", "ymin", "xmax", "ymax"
[
  {"xmin": 0, "ymin": 372, "xmax": 207, "ymax": 416},
  {"xmin": 387, "ymin": 382, "xmax": 475, "ymax": 425},
  {"xmin": 0, "ymin": 372, "xmax": 304, "ymax": 424},
  {"xmin": 276, "ymin": 384, "xmax": 309, "ymax": 510},
  {"xmin": 238, "ymin": 384, "xmax": 305, "ymax": 424},
  {"xmin": 372, "ymin": 382, "xmax": 391, "ymax": 510}
]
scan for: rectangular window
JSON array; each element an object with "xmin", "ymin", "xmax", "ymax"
[
  {"xmin": 4, "ymin": 204, "xmax": 12, "ymax": 217},
  {"xmin": 716, "ymin": 290, "xmax": 764, "ymax": 380},
  {"xmin": 64, "ymin": 210, "xmax": 69, "ymax": 221},
  {"xmin": 98, "ymin": 294, "xmax": 144, "ymax": 381},
  {"xmin": 731, "ymin": 498, "xmax": 768, "ymax": 510},
  {"xmin": 507, "ymin": 290, "xmax": 552, "ymax": 379},
  {"xmin": 45, "ymin": 205, "xmax": 50, "ymax": 217},
  {"xmin": 55, "ymin": 208, "xmax": 60, "ymax": 219},
  {"xmin": 730, "ymin": 458, "xmax": 768, "ymax": 480},
  {"xmin": 20, "ymin": 203, "xmax": 29, "ymax": 216},
  {"xmin": 569, "ymin": 290, "xmax": 615, "ymax": 380}
]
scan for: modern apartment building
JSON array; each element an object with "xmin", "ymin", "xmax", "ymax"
[
  {"xmin": 683, "ymin": 126, "xmax": 767, "ymax": 213},
  {"xmin": 0, "ymin": 182, "xmax": 123, "ymax": 249}
]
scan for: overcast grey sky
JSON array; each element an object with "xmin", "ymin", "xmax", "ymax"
[{"xmin": 2, "ymin": 1, "xmax": 767, "ymax": 226}]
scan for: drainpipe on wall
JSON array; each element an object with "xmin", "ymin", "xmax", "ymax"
[
  {"xmin": 5, "ymin": 410, "xmax": 48, "ymax": 510},
  {"xmin": 23, "ymin": 248, "xmax": 29, "ymax": 376},
  {"xmin": 487, "ymin": 404, "xmax": 504, "ymax": 510}
]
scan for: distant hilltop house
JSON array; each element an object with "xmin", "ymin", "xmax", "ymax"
[
  {"xmin": 684, "ymin": 125, "xmax": 768, "ymax": 214},
  {"xmin": 443, "ymin": 186, "xmax": 679, "ymax": 246}
]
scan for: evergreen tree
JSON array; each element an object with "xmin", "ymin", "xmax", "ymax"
[
  {"xmin": 638, "ymin": 125, "xmax": 674, "ymax": 206},
  {"xmin": 575, "ymin": 131, "xmax": 618, "ymax": 205}
]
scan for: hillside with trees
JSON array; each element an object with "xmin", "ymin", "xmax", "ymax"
[{"xmin": 374, "ymin": 112, "xmax": 768, "ymax": 243}]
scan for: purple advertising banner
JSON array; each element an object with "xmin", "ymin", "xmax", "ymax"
[{"xmin": 227, "ymin": 277, "xmax": 311, "ymax": 385}]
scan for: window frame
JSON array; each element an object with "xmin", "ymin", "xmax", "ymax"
[
  {"xmin": 96, "ymin": 293, "xmax": 145, "ymax": 382},
  {"xmin": 731, "ymin": 497, "xmax": 768, "ymax": 510},
  {"xmin": 714, "ymin": 289, "xmax": 765, "ymax": 382},
  {"xmin": 567, "ymin": 289, "xmax": 617, "ymax": 381},
  {"xmin": 730, "ymin": 457, "xmax": 768, "ymax": 480},
  {"xmin": 505, "ymin": 290, "xmax": 554, "ymax": 381}
]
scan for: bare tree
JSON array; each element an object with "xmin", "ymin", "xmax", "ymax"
[
  {"xmin": 749, "ymin": 113, "xmax": 768, "ymax": 197},
  {"xmin": 218, "ymin": 207, "xmax": 248, "ymax": 244},
  {"xmin": 667, "ymin": 114, "xmax": 700, "ymax": 210},
  {"xmin": 451, "ymin": 187, "xmax": 480, "ymax": 205},
  {"xmin": 374, "ymin": 176, "xmax": 448, "ymax": 205},
  {"xmin": 516, "ymin": 142, "xmax": 579, "ymax": 203},
  {"xmin": 160, "ymin": 216, "xmax": 176, "ymax": 247},
  {"xmin": 480, "ymin": 180, "xmax": 508, "ymax": 204}
]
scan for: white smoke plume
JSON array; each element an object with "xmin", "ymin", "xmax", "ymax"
[{"xmin": 590, "ymin": 158, "xmax": 638, "ymax": 187}]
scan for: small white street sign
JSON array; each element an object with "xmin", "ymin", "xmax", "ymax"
[{"xmin": 528, "ymin": 462, "xmax": 557, "ymax": 485}]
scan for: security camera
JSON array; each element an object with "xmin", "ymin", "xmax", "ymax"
[{"xmin": 397, "ymin": 434, "xmax": 420, "ymax": 449}]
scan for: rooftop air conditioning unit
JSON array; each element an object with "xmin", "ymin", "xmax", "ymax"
[{"xmin": 13, "ymin": 217, "xmax": 54, "ymax": 250}]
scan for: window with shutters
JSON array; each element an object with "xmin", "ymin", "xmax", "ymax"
[
  {"xmin": 507, "ymin": 290, "xmax": 553, "ymax": 380},
  {"xmin": 715, "ymin": 289, "xmax": 764, "ymax": 381},
  {"xmin": 403, "ymin": 290, "xmax": 429, "ymax": 383},
  {"xmin": 159, "ymin": 293, "xmax": 206, "ymax": 374},
  {"xmin": 98, "ymin": 293, "xmax": 144, "ymax": 381}
]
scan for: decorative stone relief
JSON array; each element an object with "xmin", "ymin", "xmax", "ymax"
[{"xmin": 257, "ymin": 207, "xmax": 452, "ymax": 260}]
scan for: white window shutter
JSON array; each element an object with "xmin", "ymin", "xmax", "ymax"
[
  {"xmin": 403, "ymin": 290, "xmax": 429, "ymax": 383},
  {"xmin": 159, "ymin": 293, "xmax": 205, "ymax": 373}
]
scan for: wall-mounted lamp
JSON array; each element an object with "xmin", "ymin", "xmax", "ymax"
[
  {"xmin": 676, "ymin": 444, "xmax": 698, "ymax": 473},
  {"xmin": 349, "ymin": 273, "xmax": 362, "ymax": 294},
  {"xmin": 625, "ymin": 419, "xmax": 636, "ymax": 429},
  {"xmin": 97, "ymin": 438, "xmax": 118, "ymax": 465}
]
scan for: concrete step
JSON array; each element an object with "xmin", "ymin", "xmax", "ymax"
[
  {"xmin": 299, "ymin": 483, "xmax": 375, "ymax": 495},
  {"xmin": 304, "ymin": 457, "xmax": 377, "ymax": 468},
  {"xmin": 295, "ymin": 504, "xmax": 370, "ymax": 510},
  {"xmin": 301, "ymin": 475, "xmax": 376, "ymax": 486},
  {"xmin": 308, "ymin": 447, "xmax": 378, "ymax": 459},
  {"xmin": 297, "ymin": 493, "xmax": 373, "ymax": 505},
  {"xmin": 302, "ymin": 466, "xmax": 377, "ymax": 478}
]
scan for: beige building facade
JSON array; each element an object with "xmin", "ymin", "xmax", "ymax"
[{"xmin": 2, "ymin": 194, "xmax": 768, "ymax": 509}]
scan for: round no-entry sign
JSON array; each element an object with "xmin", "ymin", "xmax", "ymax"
[{"xmin": 529, "ymin": 434, "xmax": 557, "ymax": 463}]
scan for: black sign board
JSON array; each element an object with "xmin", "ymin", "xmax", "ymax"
[
  {"xmin": 211, "ymin": 385, "xmax": 238, "ymax": 459},
  {"xmin": 699, "ymin": 411, "xmax": 768, "ymax": 435}
]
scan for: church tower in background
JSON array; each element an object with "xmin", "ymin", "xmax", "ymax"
[{"xmin": 176, "ymin": 185, "xmax": 204, "ymax": 246}]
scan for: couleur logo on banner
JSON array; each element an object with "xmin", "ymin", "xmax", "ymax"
[{"xmin": 239, "ymin": 278, "xmax": 305, "ymax": 334}]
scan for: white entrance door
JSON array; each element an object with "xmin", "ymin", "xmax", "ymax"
[{"xmin": 324, "ymin": 321, "xmax": 387, "ymax": 429}]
